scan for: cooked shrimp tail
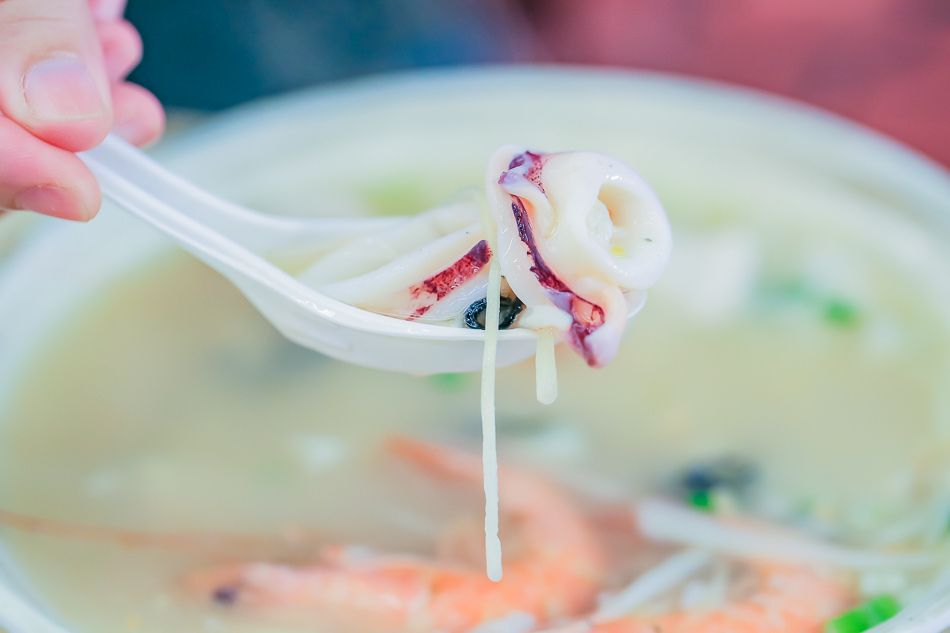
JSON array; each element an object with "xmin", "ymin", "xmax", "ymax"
[
  {"xmin": 386, "ymin": 435, "xmax": 483, "ymax": 483},
  {"xmin": 591, "ymin": 562, "xmax": 854, "ymax": 633},
  {"xmin": 184, "ymin": 437, "xmax": 605, "ymax": 633}
]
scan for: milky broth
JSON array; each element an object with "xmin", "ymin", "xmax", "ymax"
[
  {"xmin": 2, "ymin": 70, "xmax": 950, "ymax": 633},
  {"xmin": 1, "ymin": 159, "xmax": 950, "ymax": 631}
]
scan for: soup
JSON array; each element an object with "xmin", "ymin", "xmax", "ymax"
[{"xmin": 1, "ymin": 70, "xmax": 949, "ymax": 633}]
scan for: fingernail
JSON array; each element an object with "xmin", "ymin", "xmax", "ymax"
[
  {"xmin": 24, "ymin": 57, "xmax": 108, "ymax": 121},
  {"xmin": 14, "ymin": 186, "xmax": 91, "ymax": 221},
  {"xmin": 91, "ymin": 0, "xmax": 127, "ymax": 21}
]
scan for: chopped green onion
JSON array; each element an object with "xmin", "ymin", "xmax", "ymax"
[
  {"xmin": 824, "ymin": 299, "xmax": 860, "ymax": 326},
  {"xmin": 828, "ymin": 610, "xmax": 872, "ymax": 633},
  {"xmin": 825, "ymin": 595, "xmax": 901, "ymax": 633},
  {"xmin": 865, "ymin": 596, "xmax": 902, "ymax": 624},
  {"xmin": 430, "ymin": 372, "xmax": 467, "ymax": 391},
  {"xmin": 758, "ymin": 280, "xmax": 863, "ymax": 328},
  {"xmin": 688, "ymin": 489, "xmax": 713, "ymax": 512}
]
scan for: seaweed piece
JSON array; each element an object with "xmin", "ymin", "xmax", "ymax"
[{"xmin": 464, "ymin": 296, "xmax": 525, "ymax": 330}]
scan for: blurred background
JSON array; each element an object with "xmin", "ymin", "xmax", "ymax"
[{"xmin": 125, "ymin": 0, "xmax": 950, "ymax": 167}]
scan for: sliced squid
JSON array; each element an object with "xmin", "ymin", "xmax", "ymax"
[
  {"xmin": 486, "ymin": 145, "xmax": 672, "ymax": 367},
  {"xmin": 296, "ymin": 145, "xmax": 672, "ymax": 367}
]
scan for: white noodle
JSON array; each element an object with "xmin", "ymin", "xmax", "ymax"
[
  {"xmin": 480, "ymin": 258, "xmax": 503, "ymax": 582},
  {"xmin": 679, "ymin": 579, "xmax": 710, "ymax": 611},
  {"xmin": 637, "ymin": 498, "xmax": 941, "ymax": 570},
  {"xmin": 535, "ymin": 327, "xmax": 558, "ymax": 405},
  {"xmin": 592, "ymin": 549, "xmax": 711, "ymax": 622},
  {"xmin": 476, "ymin": 193, "xmax": 503, "ymax": 582}
]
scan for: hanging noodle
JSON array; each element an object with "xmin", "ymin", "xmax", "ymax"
[
  {"xmin": 535, "ymin": 327, "xmax": 559, "ymax": 405},
  {"xmin": 477, "ymin": 193, "xmax": 504, "ymax": 582}
]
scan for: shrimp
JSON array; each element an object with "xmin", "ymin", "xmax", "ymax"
[
  {"xmin": 589, "ymin": 561, "xmax": 854, "ymax": 633},
  {"xmin": 184, "ymin": 437, "xmax": 606, "ymax": 632}
]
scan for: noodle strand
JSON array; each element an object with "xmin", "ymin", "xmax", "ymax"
[
  {"xmin": 476, "ymin": 190, "xmax": 504, "ymax": 582},
  {"xmin": 535, "ymin": 327, "xmax": 558, "ymax": 405},
  {"xmin": 481, "ymin": 256, "xmax": 503, "ymax": 582}
]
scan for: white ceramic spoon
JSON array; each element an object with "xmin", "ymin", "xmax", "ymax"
[{"xmin": 79, "ymin": 135, "xmax": 538, "ymax": 374}]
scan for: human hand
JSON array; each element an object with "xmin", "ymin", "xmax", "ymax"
[{"xmin": 0, "ymin": 0, "xmax": 164, "ymax": 222}]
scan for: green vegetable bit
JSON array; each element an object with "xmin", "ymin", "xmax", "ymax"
[
  {"xmin": 825, "ymin": 595, "xmax": 901, "ymax": 633},
  {"xmin": 688, "ymin": 489, "xmax": 714, "ymax": 512},
  {"xmin": 430, "ymin": 372, "xmax": 467, "ymax": 391},
  {"xmin": 824, "ymin": 299, "xmax": 860, "ymax": 326}
]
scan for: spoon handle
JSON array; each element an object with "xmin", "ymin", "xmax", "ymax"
[
  {"xmin": 80, "ymin": 143, "xmax": 285, "ymax": 286},
  {"xmin": 81, "ymin": 135, "xmax": 276, "ymax": 236},
  {"xmin": 79, "ymin": 135, "xmax": 408, "ymax": 253}
]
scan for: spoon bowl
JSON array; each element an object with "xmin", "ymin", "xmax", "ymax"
[{"xmin": 80, "ymin": 136, "xmax": 538, "ymax": 374}]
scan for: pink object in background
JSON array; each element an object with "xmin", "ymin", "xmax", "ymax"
[{"xmin": 522, "ymin": 0, "xmax": 950, "ymax": 167}]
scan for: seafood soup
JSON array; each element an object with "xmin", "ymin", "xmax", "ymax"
[{"xmin": 1, "ymin": 70, "xmax": 950, "ymax": 633}]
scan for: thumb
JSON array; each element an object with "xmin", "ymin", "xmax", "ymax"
[{"xmin": 0, "ymin": 0, "xmax": 113, "ymax": 153}]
